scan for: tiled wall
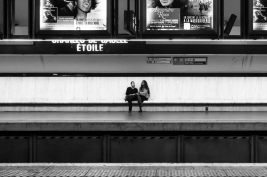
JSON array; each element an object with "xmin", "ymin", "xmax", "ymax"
[{"xmin": 0, "ymin": 77, "xmax": 266, "ymax": 103}]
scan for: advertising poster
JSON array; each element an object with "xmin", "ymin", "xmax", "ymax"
[
  {"xmin": 253, "ymin": 0, "xmax": 267, "ymax": 30},
  {"xmin": 146, "ymin": 0, "xmax": 213, "ymax": 31},
  {"xmin": 40, "ymin": 0, "xmax": 107, "ymax": 30}
]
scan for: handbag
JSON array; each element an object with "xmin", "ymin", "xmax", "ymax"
[
  {"xmin": 140, "ymin": 88, "xmax": 150, "ymax": 99},
  {"xmin": 125, "ymin": 94, "xmax": 137, "ymax": 101}
]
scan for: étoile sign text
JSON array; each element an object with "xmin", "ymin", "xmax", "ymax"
[{"xmin": 52, "ymin": 40, "xmax": 128, "ymax": 52}]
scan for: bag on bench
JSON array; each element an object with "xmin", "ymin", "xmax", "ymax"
[{"xmin": 125, "ymin": 94, "xmax": 138, "ymax": 101}]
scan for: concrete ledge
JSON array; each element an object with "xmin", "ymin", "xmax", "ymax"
[
  {"xmin": 2, "ymin": 122, "xmax": 267, "ymax": 131},
  {"xmin": 1, "ymin": 112, "xmax": 267, "ymax": 131},
  {"xmin": 1, "ymin": 106, "xmax": 267, "ymax": 112},
  {"xmin": 1, "ymin": 103, "xmax": 267, "ymax": 112}
]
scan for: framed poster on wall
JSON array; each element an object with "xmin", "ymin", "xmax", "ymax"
[
  {"xmin": 36, "ymin": 0, "xmax": 112, "ymax": 36},
  {"xmin": 249, "ymin": 0, "xmax": 267, "ymax": 36},
  {"xmin": 141, "ymin": 0, "xmax": 218, "ymax": 36}
]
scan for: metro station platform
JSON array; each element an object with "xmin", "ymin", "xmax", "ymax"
[
  {"xmin": 0, "ymin": 111, "xmax": 267, "ymax": 131},
  {"xmin": 1, "ymin": 164, "xmax": 267, "ymax": 177}
]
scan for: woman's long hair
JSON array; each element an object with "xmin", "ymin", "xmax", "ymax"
[{"xmin": 140, "ymin": 80, "xmax": 150, "ymax": 95}]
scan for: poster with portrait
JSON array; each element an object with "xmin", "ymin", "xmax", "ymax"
[
  {"xmin": 146, "ymin": 0, "xmax": 213, "ymax": 31},
  {"xmin": 253, "ymin": 0, "xmax": 267, "ymax": 30},
  {"xmin": 40, "ymin": 0, "xmax": 107, "ymax": 30},
  {"xmin": 181, "ymin": 0, "xmax": 213, "ymax": 30},
  {"xmin": 147, "ymin": 0, "xmax": 180, "ymax": 30}
]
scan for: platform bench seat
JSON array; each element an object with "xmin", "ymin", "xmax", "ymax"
[{"xmin": 1, "ymin": 102, "xmax": 267, "ymax": 112}]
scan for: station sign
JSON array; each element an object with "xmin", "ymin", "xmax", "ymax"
[
  {"xmin": 147, "ymin": 57, "xmax": 172, "ymax": 64},
  {"xmin": 51, "ymin": 40, "xmax": 128, "ymax": 53},
  {"xmin": 173, "ymin": 57, "xmax": 208, "ymax": 65}
]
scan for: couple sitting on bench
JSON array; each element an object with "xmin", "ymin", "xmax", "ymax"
[{"xmin": 125, "ymin": 80, "xmax": 150, "ymax": 113}]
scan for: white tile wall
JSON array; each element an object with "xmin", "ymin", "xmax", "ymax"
[{"xmin": 0, "ymin": 77, "xmax": 266, "ymax": 103}]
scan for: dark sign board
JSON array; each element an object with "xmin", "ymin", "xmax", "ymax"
[
  {"xmin": 142, "ymin": 0, "xmax": 218, "ymax": 36},
  {"xmin": 0, "ymin": 41, "xmax": 266, "ymax": 55},
  {"xmin": 173, "ymin": 57, "xmax": 208, "ymax": 65}
]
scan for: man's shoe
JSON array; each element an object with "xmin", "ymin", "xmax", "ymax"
[
  {"xmin": 138, "ymin": 110, "xmax": 142, "ymax": 113},
  {"xmin": 128, "ymin": 111, "xmax": 132, "ymax": 113}
]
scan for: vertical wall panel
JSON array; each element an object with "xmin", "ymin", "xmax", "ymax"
[
  {"xmin": 14, "ymin": 0, "xmax": 29, "ymax": 35},
  {"xmin": 36, "ymin": 136, "xmax": 103, "ymax": 163},
  {"xmin": 110, "ymin": 136, "xmax": 177, "ymax": 163},
  {"xmin": 258, "ymin": 137, "xmax": 267, "ymax": 163},
  {"xmin": 118, "ymin": 0, "xmax": 135, "ymax": 34},
  {"xmin": 0, "ymin": 136, "xmax": 30, "ymax": 163},
  {"xmin": 0, "ymin": 0, "xmax": 3, "ymax": 34},
  {"xmin": 184, "ymin": 136, "xmax": 251, "ymax": 163}
]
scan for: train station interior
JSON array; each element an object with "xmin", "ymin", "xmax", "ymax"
[{"xmin": 1, "ymin": 0, "xmax": 267, "ymax": 176}]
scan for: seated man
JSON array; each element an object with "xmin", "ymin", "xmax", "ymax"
[{"xmin": 125, "ymin": 81, "xmax": 138, "ymax": 113}]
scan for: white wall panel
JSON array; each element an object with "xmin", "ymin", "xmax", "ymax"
[
  {"xmin": 1, "ymin": 55, "xmax": 267, "ymax": 73},
  {"xmin": 0, "ymin": 77, "xmax": 266, "ymax": 103}
]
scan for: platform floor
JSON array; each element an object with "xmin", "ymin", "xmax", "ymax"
[
  {"xmin": 1, "ymin": 112, "xmax": 267, "ymax": 131},
  {"xmin": 1, "ymin": 164, "xmax": 267, "ymax": 177}
]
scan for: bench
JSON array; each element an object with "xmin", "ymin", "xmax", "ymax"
[{"xmin": 1, "ymin": 102, "xmax": 267, "ymax": 112}]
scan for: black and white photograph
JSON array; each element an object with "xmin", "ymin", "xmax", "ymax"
[
  {"xmin": 146, "ymin": 0, "xmax": 213, "ymax": 30},
  {"xmin": 181, "ymin": 0, "xmax": 213, "ymax": 30},
  {"xmin": 253, "ymin": 0, "xmax": 267, "ymax": 30},
  {"xmin": 42, "ymin": 8, "xmax": 58, "ymax": 23},
  {"xmin": 146, "ymin": 0, "xmax": 181, "ymax": 30},
  {"xmin": 1, "ymin": 0, "xmax": 267, "ymax": 177},
  {"xmin": 40, "ymin": 0, "xmax": 107, "ymax": 30}
]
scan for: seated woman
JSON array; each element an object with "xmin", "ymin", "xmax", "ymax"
[{"xmin": 137, "ymin": 80, "xmax": 150, "ymax": 112}]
